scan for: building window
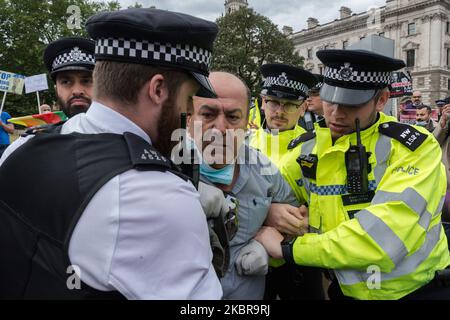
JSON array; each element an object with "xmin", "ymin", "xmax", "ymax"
[
  {"xmin": 343, "ymin": 40, "xmax": 349, "ymax": 49},
  {"xmin": 319, "ymin": 66, "xmax": 323, "ymax": 74},
  {"xmin": 307, "ymin": 49, "xmax": 313, "ymax": 59},
  {"xmin": 447, "ymin": 48, "xmax": 450, "ymax": 67},
  {"xmin": 448, "ymin": 78, "xmax": 450, "ymax": 90},
  {"xmin": 408, "ymin": 23, "xmax": 416, "ymax": 36},
  {"xmin": 406, "ymin": 50, "xmax": 415, "ymax": 68},
  {"xmin": 447, "ymin": 21, "xmax": 450, "ymax": 34}
]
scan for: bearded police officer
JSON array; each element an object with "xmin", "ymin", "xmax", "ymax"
[
  {"xmin": 255, "ymin": 49, "xmax": 450, "ymax": 300},
  {"xmin": 0, "ymin": 8, "xmax": 222, "ymax": 299},
  {"xmin": 44, "ymin": 37, "xmax": 96, "ymax": 117},
  {"xmin": 0, "ymin": 37, "xmax": 96, "ymax": 162}
]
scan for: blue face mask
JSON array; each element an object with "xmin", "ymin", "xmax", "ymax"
[
  {"xmin": 186, "ymin": 135, "xmax": 236, "ymax": 185},
  {"xmin": 416, "ymin": 120, "xmax": 428, "ymax": 127},
  {"xmin": 200, "ymin": 162, "xmax": 235, "ymax": 186}
]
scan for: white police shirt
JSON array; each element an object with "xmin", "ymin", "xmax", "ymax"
[{"xmin": 0, "ymin": 102, "xmax": 222, "ymax": 300}]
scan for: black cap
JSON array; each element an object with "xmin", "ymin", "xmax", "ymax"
[
  {"xmin": 436, "ymin": 99, "xmax": 447, "ymax": 106},
  {"xmin": 308, "ymin": 74, "xmax": 324, "ymax": 93},
  {"xmin": 86, "ymin": 8, "xmax": 218, "ymax": 98},
  {"xmin": 43, "ymin": 37, "xmax": 95, "ymax": 80},
  {"xmin": 317, "ymin": 49, "xmax": 406, "ymax": 106},
  {"xmin": 260, "ymin": 63, "xmax": 317, "ymax": 100}
]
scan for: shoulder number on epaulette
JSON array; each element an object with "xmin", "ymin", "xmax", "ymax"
[
  {"xmin": 378, "ymin": 121, "xmax": 427, "ymax": 152},
  {"xmin": 288, "ymin": 131, "xmax": 316, "ymax": 150}
]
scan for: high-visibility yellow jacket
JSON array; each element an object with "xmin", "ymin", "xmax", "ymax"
[
  {"xmin": 248, "ymin": 99, "xmax": 262, "ymax": 129},
  {"xmin": 279, "ymin": 112, "xmax": 450, "ymax": 300},
  {"xmin": 250, "ymin": 125, "xmax": 306, "ymax": 168}
]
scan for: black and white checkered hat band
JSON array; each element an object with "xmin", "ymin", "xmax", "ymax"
[
  {"xmin": 95, "ymin": 38, "xmax": 212, "ymax": 71},
  {"xmin": 325, "ymin": 66, "xmax": 391, "ymax": 85},
  {"xmin": 52, "ymin": 52, "xmax": 95, "ymax": 70},
  {"xmin": 313, "ymin": 82, "xmax": 324, "ymax": 89},
  {"xmin": 263, "ymin": 76, "xmax": 309, "ymax": 95}
]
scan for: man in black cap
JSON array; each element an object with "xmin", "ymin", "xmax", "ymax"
[
  {"xmin": 249, "ymin": 63, "xmax": 317, "ymax": 167},
  {"xmin": 305, "ymin": 74, "xmax": 325, "ymax": 121},
  {"xmin": 0, "ymin": 8, "xmax": 222, "ymax": 299},
  {"xmin": 255, "ymin": 49, "xmax": 450, "ymax": 300},
  {"xmin": 43, "ymin": 37, "xmax": 95, "ymax": 117},
  {"xmin": 0, "ymin": 37, "xmax": 95, "ymax": 162}
]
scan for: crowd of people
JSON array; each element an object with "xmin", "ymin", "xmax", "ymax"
[{"xmin": 0, "ymin": 7, "xmax": 449, "ymax": 300}]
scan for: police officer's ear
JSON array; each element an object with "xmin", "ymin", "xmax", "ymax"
[
  {"xmin": 375, "ymin": 89, "xmax": 390, "ymax": 112},
  {"xmin": 147, "ymin": 74, "xmax": 169, "ymax": 106}
]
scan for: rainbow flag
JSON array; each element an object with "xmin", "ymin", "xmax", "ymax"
[{"xmin": 8, "ymin": 111, "xmax": 68, "ymax": 127}]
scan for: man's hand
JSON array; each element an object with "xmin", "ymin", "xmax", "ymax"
[
  {"xmin": 265, "ymin": 203, "xmax": 309, "ymax": 236},
  {"xmin": 235, "ymin": 239, "xmax": 269, "ymax": 276},
  {"xmin": 254, "ymin": 226, "xmax": 284, "ymax": 260},
  {"xmin": 198, "ymin": 181, "xmax": 229, "ymax": 219},
  {"xmin": 440, "ymin": 104, "xmax": 450, "ymax": 129}
]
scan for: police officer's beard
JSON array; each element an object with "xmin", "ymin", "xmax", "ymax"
[
  {"xmin": 57, "ymin": 95, "xmax": 92, "ymax": 118},
  {"xmin": 154, "ymin": 98, "xmax": 180, "ymax": 158}
]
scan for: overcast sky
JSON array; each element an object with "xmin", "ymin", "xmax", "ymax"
[{"xmin": 117, "ymin": 0, "xmax": 387, "ymax": 31}]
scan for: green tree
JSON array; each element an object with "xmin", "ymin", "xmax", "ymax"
[
  {"xmin": 0, "ymin": 0, "xmax": 120, "ymax": 116},
  {"xmin": 213, "ymin": 8, "xmax": 304, "ymax": 97}
]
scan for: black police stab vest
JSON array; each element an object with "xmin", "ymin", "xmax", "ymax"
[{"xmin": 0, "ymin": 125, "xmax": 189, "ymax": 299}]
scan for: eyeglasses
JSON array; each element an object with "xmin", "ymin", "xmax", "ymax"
[
  {"xmin": 264, "ymin": 98, "xmax": 304, "ymax": 113},
  {"xmin": 413, "ymin": 96, "xmax": 422, "ymax": 99}
]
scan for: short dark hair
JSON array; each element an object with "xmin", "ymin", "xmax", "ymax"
[
  {"xmin": 94, "ymin": 61, "xmax": 190, "ymax": 105},
  {"xmin": 417, "ymin": 104, "xmax": 432, "ymax": 114}
]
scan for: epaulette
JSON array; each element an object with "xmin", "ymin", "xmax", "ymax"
[
  {"xmin": 21, "ymin": 121, "xmax": 66, "ymax": 137},
  {"xmin": 378, "ymin": 121, "xmax": 428, "ymax": 152},
  {"xmin": 287, "ymin": 131, "xmax": 316, "ymax": 150}
]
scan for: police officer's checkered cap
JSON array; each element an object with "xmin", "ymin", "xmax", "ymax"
[
  {"xmin": 52, "ymin": 50, "xmax": 95, "ymax": 70},
  {"xmin": 260, "ymin": 63, "xmax": 318, "ymax": 99},
  {"xmin": 317, "ymin": 49, "xmax": 406, "ymax": 90},
  {"xmin": 95, "ymin": 38, "xmax": 212, "ymax": 72},
  {"xmin": 44, "ymin": 37, "xmax": 96, "ymax": 75}
]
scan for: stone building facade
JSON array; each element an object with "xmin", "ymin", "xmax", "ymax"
[
  {"xmin": 224, "ymin": 0, "xmax": 248, "ymax": 14},
  {"xmin": 290, "ymin": 0, "xmax": 450, "ymax": 104}
]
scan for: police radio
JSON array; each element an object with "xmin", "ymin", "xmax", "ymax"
[{"xmin": 345, "ymin": 119, "xmax": 369, "ymax": 194}]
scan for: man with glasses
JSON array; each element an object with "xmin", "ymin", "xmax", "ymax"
[
  {"xmin": 255, "ymin": 49, "xmax": 450, "ymax": 300},
  {"xmin": 247, "ymin": 64, "xmax": 324, "ymax": 300},
  {"xmin": 249, "ymin": 64, "xmax": 318, "ymax": 167}
]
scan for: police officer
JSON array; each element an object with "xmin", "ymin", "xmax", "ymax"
[
  {"xmin": 305, "ymin": 74, "xmax": 325, "ymax": 121},
  {"xmin": 255, "ymin": 49, "xmax": 450, "ymax": 300},
  {"xmin": 0, "ymin": 38, "xmax": 96, "ymax": 162},
  {"xmin": 44, "ymin": 37, "xmax": 96, "ymax": 118},
  {"xmin": 249, "ymin": 63, "xmax": 317, "ymax": 167},
  {"xmin": 0, "ymin": 8, "xmax": 222, "ymax": 299}
]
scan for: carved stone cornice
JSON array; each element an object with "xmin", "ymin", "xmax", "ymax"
[
  {"xmin": 402, "ymin": 41, "xmax": 420, "ymax": 50},
  {"xmin": 422, "ymin": 12, "xmax": 448, "ymax": 22},
  {"xmin": 291, "ymin": 14, "xmax": 371, "ymax": 45},
  {"xmin": 292, "ymin": 0, "xmax": 450, "ymax": 45},
  {"xmin": 383, "ymin": 22, "xmax": 402, "ymax": 30},
  {"xmin": 384, "ymin": 0, "xmax": 447, "ymax": 19}
]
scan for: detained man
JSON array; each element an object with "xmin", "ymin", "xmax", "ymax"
[{"xmin": 187, "ymin": 71, "xmax": 301, "ymax": 300}]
